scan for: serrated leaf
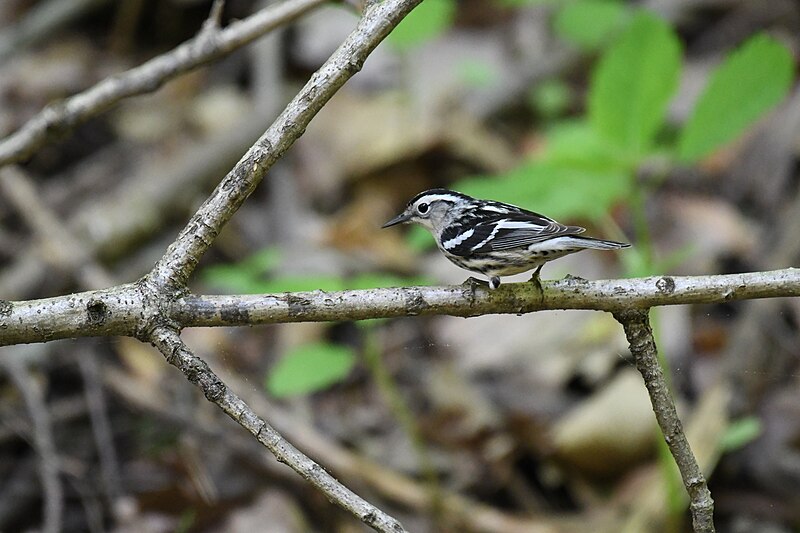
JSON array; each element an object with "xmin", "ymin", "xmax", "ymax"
[
  {"xmin": 267, "ymin": 343, "xmax": 356, "ymax": 397},
  {"xmin": 588, "ymin": 11, "xmax": 682, "ymax": 153},
  {"xmin": 387, "ymin": 0, "xmax": 456, "ymax": 52},
  {"xmin": 678, "ymin": 34, "xmax": 794, "ymax": 162},
  {"xmin": 554, "ymin": 0, "xmax": 629, "ymax": 50}
]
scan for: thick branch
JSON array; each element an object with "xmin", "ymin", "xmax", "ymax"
[
  {"xmin": 0, "ymin": 0, "xmax": 326, "ymax": 166},
  {"xmin": 147, "ymin": 326, "xmax": 406, "ymax": 533},
  {"xmin": 1, "ymin": 269, "xmax": 798, "ymax": 346},
  {"xmin": 614, "ymin": 309, "xmax": 715, "ymax": 533},
  {"xmin": 177, "ymin": 268, "xmax": 800, "ymax": 325}
]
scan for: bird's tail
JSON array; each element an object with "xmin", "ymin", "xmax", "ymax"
[{"xmin": 566, "ymin": 236, "xmax": 631, "ymax": 250}]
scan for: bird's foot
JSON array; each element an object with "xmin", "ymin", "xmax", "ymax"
[
  {"xmin": 528, "ymin": 265, "xmax": 544, "ymax": 294},
  {"xmin": 462, "ymin": 276, "xmax": 490, "ymax": 289}
]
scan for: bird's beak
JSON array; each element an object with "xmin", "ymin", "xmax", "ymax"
[{"xmin": 381, "ymin": 211, "xmax": 412, "ymax": 228}]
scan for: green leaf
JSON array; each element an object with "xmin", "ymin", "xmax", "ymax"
[
  {"xmin": 267, "ymin": 343, "xmax": 356, "ymax": 397},
  {"xmin": 678, "ymin": 34, "xmax": 794, "ymax": 162},
  {"xmin": 201, "ymin": 264, "xmax": 265, "ymax": 294},
  {"xmin": 454, "ymin": 159, "xmax": 632, "ymax": 221},
  {"xmin": 588, "ymin": 11, "xmax": 682, "ymax": 154},
  {"xmin": 719, "ymin": 417, "xmax": 761, "ymax": 452},
  {"xmin": 458, "ymin": 60, "xmax": 498, "ymax": 88},
  {"xmin": 387, "ymin": 0, "xmax": 456, "ymax": 52},
  {"xmin": 238, "ymin": 248, "xmax": 283, "ymax": 274},
  {"xmin": 540, "ymin": 119, "xmax": 634, "ymax": 171},
  {"xmin": 346, "ymin": 273, "xmax": 431, "ymax": 290},
  {"xmin": 554, "ymin": 0, "xmax": 629, "ymax": 50},
  {"xmin": 529, "ymin": 79, "xmax": 573, "ymax": 119},
  {"xmin": 255, "ymin": 276, "xmax": 345, "ymax": 293},
  {"xmin": 406, "ymin": 225, "xmax": 436, "ymax": 252},
  {"xmin": 201, "ymin": 247, "xmax": 282, "ymax": 293},
  {"xmin": 495, "ymin": 0, "xmax": 558, "ymax": 6}
]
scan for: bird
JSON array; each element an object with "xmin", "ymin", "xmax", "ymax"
[{"xmin": 382, "ymin": 188, "xmax": 630, "ymax": 289}]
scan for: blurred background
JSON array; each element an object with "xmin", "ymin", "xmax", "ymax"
[{"xmin": 0, "ymin": 0, "xmax": 799, "ymax": 531}]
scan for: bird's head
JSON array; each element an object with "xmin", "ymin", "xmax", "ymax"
[{"xmin": 382, "ymin": 189, "xmax": 471, "ymax": 233}]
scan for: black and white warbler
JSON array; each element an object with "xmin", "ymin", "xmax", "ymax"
[{"xmin": 382, "ymin": 188, "xmax": 630, "ymax": 289}]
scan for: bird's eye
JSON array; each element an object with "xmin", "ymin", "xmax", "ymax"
[{"xmin": 417, "ymin": 203, "xmax": 429, "ymax": 214}]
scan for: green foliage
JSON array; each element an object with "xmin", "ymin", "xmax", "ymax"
[
  {"xmin": 255, "ymin": 276, "xmax": 345, "ymax": 293},
  {"xmin": 201, "ymin": 248, "xmax": 282, "ymax": 293},
  {"xmin": 203, "ymin": 248, "xmax": 425, "ymax": 292},
  {"xmin": 554, "ymin": 0, "xmax": 629, "ymax": 50},
  {"xmin": 539, "ymin": 119, "xmax": 633, "ymax": 171},
  {"xmin": 455, "ymin": 161, "xmax": 630, "ymax": 222},
  {"xmin": 387, "ymin": 0, "xmax": 456, "ymax": 51},
  {"xmin": 266, "ymin": 342, "xmax": 357, "ymax": 397},
  {"xmin": 719, "ymin": 416, "xmax": 762, "ymax": 452},
  {"xmin": 346, "ymin": 273, "xmax": 431, "ymax": 290},
  {"xmin": 406, "ymin": 224, "xmax": 437, "ymax": 251},
  {"xmin": 458, "ymin": 60, "xmax": 498, "ymax": 88},
  {"xmin": 588, "ymin": 11, "xmax": 682, "ymax": 154},
  {"xmin": 678, "ymin": 34, "xmax": 794, "ymax": 162},
  {"xmin": 529, "ymin": 79, "xmax": 572, "ymax": 119},
  {"xmin": 495, "ymin": 0, "xmax": 558, "ymax": 5}
]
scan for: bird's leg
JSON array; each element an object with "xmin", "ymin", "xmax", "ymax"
[
  {"xmin": 528, "ymin": 265, "xmax": 544, "ymax": 293},
  {"xmin": 462, "ymin": 276, "xmax": 490, "ymax": 289}
]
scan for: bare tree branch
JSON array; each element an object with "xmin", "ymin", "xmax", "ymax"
[
  {"xmin": 1, "ymin": 269, "xmax": 799, "ymax": 346},
  {"xmin": 175, "ymin": 268, "xmax": 800, "ymax": 325},
  {"xmin": 614, "ymin": 309, "xmax": 715, "ymax": 533},
  {"xmin": 0, "ymin": 0, "xmax": 326, "ymax": 166},
  {"xmin": 146, "ymin": 325, "xmax": 406, "ymax": 533},
  {"xmin": 1, "ymin": 357, "xmax": 63, "ymax": 533}
]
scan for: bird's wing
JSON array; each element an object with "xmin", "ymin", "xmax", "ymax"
[{"xmin": 441, "ymin": 211, "xmax": 585, "ymax": 256}]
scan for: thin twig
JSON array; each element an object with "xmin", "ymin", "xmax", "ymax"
[
  {"xmin": 147, "ymin": 325, "xmax": 406, "ymax": 533},
  {"xmin": 1, "ymin": 358, "xmax": 63, "ymax": 533},
  {"xmin": 0, "ymin": 0, "xmax": 326, "ymax": 166},
  {"xmin": 76, "ymin": 354, "xmax": 123, "ymax": 506},
  {"xmin": 0, "ymin": 167, "xmax": 112, "ymax": 289},
  {"xmin": 613, "ymin": 309, "xmax": 715, "ymax": 533},
  {"xmin": 0, "ymin": 0, "xmax": 110, "ymax": 64}
]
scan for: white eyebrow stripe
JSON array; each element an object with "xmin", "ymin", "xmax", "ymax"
[
  {"xmin": 415, "ymin": 194, "xmax": 463, "ymax": 205},
  {"xmin": 443, "ymin": 228, "xmax": 475, "ymax": 249}
]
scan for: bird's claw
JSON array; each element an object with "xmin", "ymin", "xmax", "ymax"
[
  {"xmin": 461, "ymin": 277, "xmax": 489, "ymax": 289},
  {"xmin": 529, "ymin": 265, "xmax": 544, "ymax": 294}
]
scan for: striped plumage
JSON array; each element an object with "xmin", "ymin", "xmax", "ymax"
[{"xmin": 382, "ymin": 188, "xmax": 630, "ymax": 289}]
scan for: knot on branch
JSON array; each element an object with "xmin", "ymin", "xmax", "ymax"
[
  {"xmin": 656, "ymin": 276, "xmax": 676, "ymax": 294},
  {"xmin": 183, "ymin": 353, "xmax": 226, "ymax": 402},
  {"xmin": 86, "ymin": 299, "xmax": 109, "ymax": 325},
  {"xmin": 133, "ymin": 276, "xmax": 185, "ymax": 340}
]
